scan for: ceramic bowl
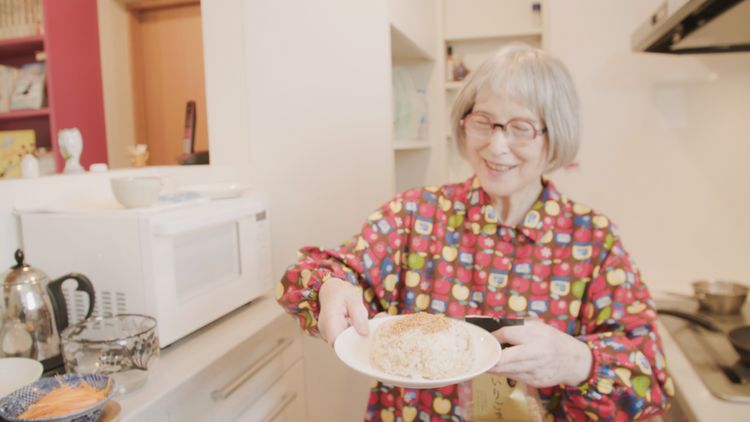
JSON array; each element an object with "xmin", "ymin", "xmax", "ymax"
[
  {"xmin": 0, "ymin": 358, "xmax": 43, "ymax": 399},
  {"xmin": 110, "ymin": 176, "xmax": 163, "ymax": 208},
  {"xmin": 0, "ymin": 373, "xmax": 115, "ymax": 422}
]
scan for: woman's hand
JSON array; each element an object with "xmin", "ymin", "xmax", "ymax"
[
  {"xmin": 488, "ymin": 320, "xmax": 593, "ymax": 388},
  {"xmin": 318, "ymin": 277, "xmax": 370, "ymax": 346}
]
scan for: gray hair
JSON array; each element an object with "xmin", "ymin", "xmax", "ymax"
[{"xmin": 451, "ymin": 43, "xmax": 580, "ymax": 172}]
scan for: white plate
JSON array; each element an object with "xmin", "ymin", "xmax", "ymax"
[
  {"xmin": 0, "ymin": 358, "xmax": 43, "ymax": 399},
  {"xmin": 334, "ymin": 315, "xmax": 501, "ymax": 389},
  {"xmin": 178, "ymin": 183, "xmax": 250, "ymax": 199}
]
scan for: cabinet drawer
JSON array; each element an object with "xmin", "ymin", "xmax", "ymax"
[
  {"xmin": 232, "ymin": 359, "xmax": 306, "ymax": 422},
  {"xmin": 444, "ymin": 0, "xmax": 542, "ymax": 40},
  {"xmin": 167, "ymin": 314, "xmax": 303, "ymax": 421}
]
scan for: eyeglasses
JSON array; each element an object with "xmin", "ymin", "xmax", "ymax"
[{"xmin": 460, "ymin": 112, "xmax": 547, "ymax": 146}]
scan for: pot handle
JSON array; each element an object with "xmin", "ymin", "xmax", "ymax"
[
  {"xmin": 47, "ymin": 273, "xmax": 96, "ymax": 332},
  {"xmin": 657, "ymin": 308, "xmax": 722, "ymax": 332}
]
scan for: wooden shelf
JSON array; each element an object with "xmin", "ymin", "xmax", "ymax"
[
  {"xmin": 393, "ymin": 139, "xmax": 430, "ymax": 151},
  {"xmin": 445, "ymin": 81, "xmax": 464, "ymax": 91},
  {"xmin": 0, "ymin": 108, "xmax": 50, "ymax": 121},
  {"xmin": 0, "ymin": 35, "xmax": 45, "ymax": 58},
  {"xmin": 445, "ymin": 28, "xmax": 543, "ymax": 44},
  {"xmin": 390, "ymin": 24, "xmax": 433, "ymax": 62},
  {"xmin": 119, "ymin": 0, "xmax": 199, "ymax": 11}
]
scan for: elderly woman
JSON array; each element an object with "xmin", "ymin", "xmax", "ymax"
[{"xmin": 276, "ymin": 44, "xmax": 672, "ymax": 421}]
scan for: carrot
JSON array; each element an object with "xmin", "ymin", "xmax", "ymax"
[{"xmin": 17, "ymin": 376, "xmax": 111, "ymax": 420}]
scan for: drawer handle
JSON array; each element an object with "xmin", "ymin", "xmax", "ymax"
[
  {"xmin": 211, "ymin": 337, "xmax": 294, "ymax": 401},
  {"xmin": 261, "ymin": 392, "xmax": 297, "ymax": 422}
]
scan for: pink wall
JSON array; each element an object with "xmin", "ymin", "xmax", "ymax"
[{"xmin": 44, "ymin": 0, "xmax": 108, "ymax": 171}]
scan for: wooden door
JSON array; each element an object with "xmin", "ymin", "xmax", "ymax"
[{"xmin": 130, "ymin": 2, "xmax": 208, "ymax": 165}]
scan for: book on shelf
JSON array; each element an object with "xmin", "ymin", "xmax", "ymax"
[
  {"xmin": 0, "ymin": 0, "xmax": 43, "ymax": 40},
  {"xmin": 0, "ymin": 64, "xmax": 18, "ymax": 112},
  {"xmin": 10, "ymin": 62, "xmax": 46, "ymax": 110},
  {"xmin": 0, "ymin": 129, "xmax": 35, "ymax": 178}
]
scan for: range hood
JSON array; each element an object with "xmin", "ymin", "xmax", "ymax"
[{"xmin": 632, "ymin": 0, "xmax": 750, "ymax": 54}]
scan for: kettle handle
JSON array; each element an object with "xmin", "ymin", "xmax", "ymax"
[{"xmin": 47, "ymin": 273, "xmax": 96, "ymax": 332}]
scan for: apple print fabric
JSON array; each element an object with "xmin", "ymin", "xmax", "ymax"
[{"xmin": 276, "ymin": 176, "xmax": 673, "ymax": 421}]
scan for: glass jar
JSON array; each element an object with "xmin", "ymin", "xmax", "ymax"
[{"xmin": 60, "ymin": 314, "xmax": 159, "ymax": 394}]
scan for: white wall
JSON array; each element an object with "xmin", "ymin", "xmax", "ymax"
[
  {"xmin": 211, "ymin": 1, "xmax": 395, "ymax": 420},
  {"xmin": 545, "ymin": 0, "xmax": 750, "ymax": 293}
]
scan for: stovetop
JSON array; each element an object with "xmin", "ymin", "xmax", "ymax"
[{"xmin": 657, "ymin": 298, "xmax": 750, "ymax": 403}]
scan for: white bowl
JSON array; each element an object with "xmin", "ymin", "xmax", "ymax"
[
  {"xmin": 110, "ymin": 176, "xmax": 163, "ymax": 208},
  {"xmin": 0, "ymin": 358, "xmax": 43, "ymax": 399}
]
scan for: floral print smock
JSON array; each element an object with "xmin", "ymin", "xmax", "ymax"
[{"xmin": 276, "ymin": 176, "xmax": 673, "ymax": 421}]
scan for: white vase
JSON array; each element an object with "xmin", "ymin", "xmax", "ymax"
[{"xmin": 58, "ymin": 128, "xmax": 84, "ymax": 174}]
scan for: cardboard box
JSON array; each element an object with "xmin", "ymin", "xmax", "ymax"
[{"xmin": 0, "ymin": 129, "xmax": 36, "ymax": 178}]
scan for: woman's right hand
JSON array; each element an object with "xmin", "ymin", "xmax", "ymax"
[{"xmin": 318, "ymin": 277, "xmax": 370, "ymax": 346}]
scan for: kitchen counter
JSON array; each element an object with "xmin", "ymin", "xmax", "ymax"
[
  {"xmin": 118, "ymin": 294, "xmax": 286, "ymax": 421},
  {"xmin": 655, "ymin": 299, "xmax": 749, "ymax": 421}
]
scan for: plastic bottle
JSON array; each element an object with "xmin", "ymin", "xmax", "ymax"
[
  {"xmin": 454, "ymin": 56, "xmax": 470, "ymax": 82},
  {"xmin": 20, "ymin": 152, "xmax": 39, "ymax": 178},
  {"xmin": 531, "ymin": 2, "xmax": 542, "ymax": 29},
  {"xmin": 446, "ymin": 45, "xmax": 455, "ymax": 82},
  {"xmin": 416, "ymin": 89, "xmax": 429, "ymax": 140}
]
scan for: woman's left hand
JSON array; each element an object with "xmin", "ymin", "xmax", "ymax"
[{"xmin": 488, "ymin": 319, "xmax": 593, "ymax": 388}]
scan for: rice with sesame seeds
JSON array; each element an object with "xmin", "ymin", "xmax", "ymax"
[{"xmin": 370, "ymin": 313, "xmax": 473, "ymax": 379}]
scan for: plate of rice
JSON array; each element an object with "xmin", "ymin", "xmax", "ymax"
[{"xmin": 334, "ymin": 313, "xmax": 501, "ymax": 389}]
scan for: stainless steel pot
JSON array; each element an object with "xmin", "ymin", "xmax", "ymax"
[{"xmin": 692, "ymin": 280, "xmax": 748, "ymax": 314}]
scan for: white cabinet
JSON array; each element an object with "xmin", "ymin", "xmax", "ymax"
[
  {"xmin": 443, "ymin": 0, "xmax": 542, "ymax": 41},
  {"xmin": 123, "ymin": 310, "xmax": 306, "ymax": 422},
  {"xmin": 388, "ymin": 0, "xmax": 448, "ymax": 193},
  {"xmin": 232, "ymin": 360, "xmax": 306, "ymax": 421},
  {"xmin": 388, "ymin": 0, "xmax": 437, "ymax": 58}
]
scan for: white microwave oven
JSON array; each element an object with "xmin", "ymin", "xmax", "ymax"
[{"xmin": 17, "ymin": 195, "xmax": 272, "ymax": 347}]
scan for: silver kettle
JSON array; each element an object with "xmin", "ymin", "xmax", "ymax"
[{"xmin": 1, "ymin": 249, "xmax": 95, "ymax": 371}]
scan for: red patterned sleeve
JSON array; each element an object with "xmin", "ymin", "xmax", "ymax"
[
  {"xmin": 275, "ymin": 194, "xmax": 413, "ymax": 336},
  {"xmin": 561, "ymin": 227, "xmax": 674, "ymax": 420}
]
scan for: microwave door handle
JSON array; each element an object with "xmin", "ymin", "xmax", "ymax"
[{"xmin": 153, "ymin": 209, "xmax": 266, "ymax": 236}]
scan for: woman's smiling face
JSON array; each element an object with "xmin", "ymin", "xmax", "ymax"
[{"xmin": 464, "ymin": 90, "xmax": 549, "ymax": 200}]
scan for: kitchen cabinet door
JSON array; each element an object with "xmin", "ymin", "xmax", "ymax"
[
  {"xmin": 231, "ymin": 359, "xmax": 306, "ymax": 422},
  {"xmin": 443, "ymin": 0, "xmax": 542, "ymax": 41},
  {"xmin": 164, "ymin": 315, "xmax": 304, "ymax": 421}
]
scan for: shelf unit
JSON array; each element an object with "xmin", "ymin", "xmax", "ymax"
[
  {"xmin": 0, "ymin": 0, "xmax": 107, "ymax": 174},
  {"xmin": 0, "ymin": 33, "xmax": 49, "ymax": 163},
  {"xmin": 441, "ymin": 0, "xmax": 545, "ymax": 182},
  {"xmin": 0, "ymin": 107, "xmax": 49, "ymax": 121},
  {"xmin": 392, "ymin": 139, "xmax": 431, "ymax": 151},
  {"xmin": 388, "ymin": 0, "xmax": 446, "ymax": 194},
  {"xmin": 445, "ymin": 80, "xmax": 463, "ymax": 91},
  {"xmin": 0, "ymin": 35, "xmax": 44, "ymax": 59}
]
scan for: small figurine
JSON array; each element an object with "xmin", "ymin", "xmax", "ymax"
[{"xmin": 58, "ymin": 128, "xmax": 84, "ymax": 174}]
